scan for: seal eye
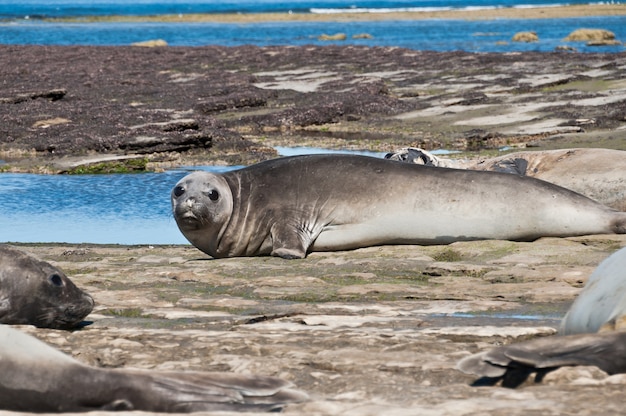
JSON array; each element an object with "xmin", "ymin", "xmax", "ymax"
[
  {"xmin": 173, "ymin": 185, "xmax": 185, "ymax": 198},
  {"xmin": 207, "ymin": 189, "xmax": 219, "ymax": 201},
  {"xmin": 49, "ymin": 274, "xmax": 64, "ymax": 287}
]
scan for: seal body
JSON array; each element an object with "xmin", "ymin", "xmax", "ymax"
[
  {"xmin": 172, "ymin": 154, "xmax": 626, "ymax": 259},
  {"xmin": 388, "ymin": 147, "xmax": 626, "ymax": 210},
  {"xmin": 0, "ymin": 245, "xmax": 94, "ymax": 328},
  {"xmin": 0, "ymin": 325, "xmax": 308, "ymax": 412},
  {"xmin": 560, "ymin": 246, "xmax": 626, "ymax": 335}
]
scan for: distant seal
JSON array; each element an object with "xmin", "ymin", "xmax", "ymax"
[
  {"xmin": 171, "ymin": 154, "xmax": 626, "ymax": 259},
  {"xmin": 560, "ymin": 246, "xmax": 626, "ymax": 335},
  {"xmin": 457, "ymin": 331, "xmax": 626, "ymax": 388},
  {"xmin": 387, "ymin": 147, "xmax": 626, "ymax": 210},
  {"xmin": 0, "ymin": 325, "xmax": 308, "ymax": 412},
  {"xmin": 0, "ymin": 245, "xmax": 94, "ymax": 329}
]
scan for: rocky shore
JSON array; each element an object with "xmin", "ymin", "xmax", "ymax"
[
  {"xmin": 1, "ymin": 44, "xmax": 625, "ymax": 173},
  {"xmin": 4, "ymin": 235, "xmax": 626, "ymax": 415}
]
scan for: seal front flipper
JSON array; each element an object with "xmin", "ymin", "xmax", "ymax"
[{"xmin": 269, "ymin": 223, "xmax": 312, "ymax": 259}]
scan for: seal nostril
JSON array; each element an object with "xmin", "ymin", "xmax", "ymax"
[{"xmin": 173, "ymin": 185, "xmax": 185, "ymax": 197}]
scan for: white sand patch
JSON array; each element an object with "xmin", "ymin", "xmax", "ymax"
[{"xmin": 253, "ymin": 68, "xmax": 341, "ymax": 92}]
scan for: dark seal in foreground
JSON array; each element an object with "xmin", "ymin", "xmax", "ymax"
[
  {"xmin": 0, "ymin": 325, "xmax": 308, "ymax": 413},
  {"xmin": 0, "ymin": 245, "xmax": 94, "ymax": 328},
  {"xmin": 171, "ymin": 154, "xmax": 626, "ymax": 259},
  {"xmin": 457, "ymin": 331, "xmax": 626, "ymax": 388}
]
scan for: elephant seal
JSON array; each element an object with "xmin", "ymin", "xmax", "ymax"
[
  {"xmin": 0, "ymin": 325, "xmax": 308, "ymax": 412},
  {"xmin": 387, "ymin": 147, "xmax": 626, "ymax": 210},
  {"xmin": 171, "ymin": 154, "xmax": 626, "ymax": 259},
  {"xmin": 457, "ymin": 331, "xmax": 626, "ymax": 388},
  {"xmin": 560, "ymin": 246, "xmax": 626, "ymax": 335},
  {"xmin": 0, "ymin": 245, "xmax": 94, "ymax": 329}
]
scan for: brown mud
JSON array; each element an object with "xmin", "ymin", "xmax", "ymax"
[{"xmin": 1, "ymin": 45, "xmax": 625, "ymax": 173}]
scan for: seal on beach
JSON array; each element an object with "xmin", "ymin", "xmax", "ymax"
[
  {"xmin": 387, "ymin": 147, "xmax": 626, "ymax": 210},
  {"xmin": 0, "ymin": 245, "xmax": 94, "ymax": 329},
  {"xmin": 171, "ymin": 154, "xmax": 626, "ymax": 259},
  {"xmin": 0, "ymin": 325, "xmax": 308, "ymax": 412},
  {"xmin": 456, "ymin": 331, "xmax": 626, "ymax": 388},
  {"xmin": 560, "ymin": 246, "xmax": 626, "ymax": 335}
]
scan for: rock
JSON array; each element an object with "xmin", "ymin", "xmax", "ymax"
[
  {"xmin": 32, "ymin": 117, "xmax": 71, "ymax": 128},
  {"xmin": 0, "ymin": 88, "xmax": 66, "ymax": 104},
  {"xmin": 131, "ymin": 39, "xmax": 168, "ymax": 47},
  {"xmin": 352, "ymin": 33, "xmax": 373, "ymax": 39},
  {"xmin": 587, "ymin": 40, "xmax": 622, "ymax": 46},
  {"xmin": 318, "ymin": 33, "xmax": 347, "ymax": 41},
  {"xmin": 512, "ymin": 31, "xmax": 539, "ymax": 42},
  {"xmin": 563, "ymin": 28, "xmax": 616, "ymax": 42},
  {"xmin": 555, "ymin": 45, "xmax": 577, "ymax": 52},
  {"xmin": 196, "ymin": 93, "xmax": 267, "ymax": 113},
  {"xmin": 129, "ymin": 118, "xmax": 199, "ymax": 132}
]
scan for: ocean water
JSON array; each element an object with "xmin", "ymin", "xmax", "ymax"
[{"xmin": 0, "ymin": 0, "xmax": 624, "ymax": 52}]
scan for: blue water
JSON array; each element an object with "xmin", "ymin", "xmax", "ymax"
[
  {"xmin": 0, "ymin": 0, "xmax": 624, "ymax": 52},
  {"xmin": 0, "ymin": 170, "xmax": 188, "ymax": 245}
]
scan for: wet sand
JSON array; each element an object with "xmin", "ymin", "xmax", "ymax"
[{"xmin": 47, "ymin": 4, "xmax": 626, "ymax": 23}]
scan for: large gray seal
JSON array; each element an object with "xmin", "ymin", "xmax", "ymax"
[
  {"xmin": 171, "ymin": 154, "xmax": 626, "ymax": 259},
  {"xmin": 0, "ymin": 325, "xmax": 308, "ymax": 412},
  {"xmin": 0, "ymin": 245, "xmax": 94, "ymax": 329}
]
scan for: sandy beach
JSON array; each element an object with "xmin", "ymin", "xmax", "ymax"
[{"xmin": 46, "ymin": 4, "xmax": 626, "ymax": 23}]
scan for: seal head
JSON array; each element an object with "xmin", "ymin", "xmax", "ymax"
[
  {"xmin": 171, "ymin": 171, "xmax": 234, "ymax": 257},
  {"xmin": 0, "ymin": 245, "xmax": 94, "ymax": 329}
]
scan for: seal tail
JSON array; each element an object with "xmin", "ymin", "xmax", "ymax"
[{"xmin": 611, "ymin": 212, "xmax": 626, "ymax": 234}]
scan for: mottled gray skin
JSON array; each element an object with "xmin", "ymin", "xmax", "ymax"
[
  {"xmin": 171, "ymin": 154, "xmax": 626, "ymax": 259},
  {"xmin": 457, "ymin": 332, "xmax": 626, "ymax": 388},
  {"xmin": 0, "ymin": 325, "xmax": 308, "ymax": 413},
  {"xmin": 0, "ymin": 245, "xmax": 94, "ymax": 329},
  {"xmin": 561, "ymin": 246, "xmax": 626, "ymax": 335}
]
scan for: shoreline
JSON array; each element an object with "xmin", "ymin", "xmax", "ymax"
[{"xmin": 43, "ymin": 4, "xmax": 626, "ymax": 23}]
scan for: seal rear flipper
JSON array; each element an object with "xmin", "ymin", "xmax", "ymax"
[
  {"xmin": 457, "ymin": 332, "xmax": 626, "ymax": 388},
  {"xmin": 117, "ymin": 369, "xmax": 309, "ymax": 412}
]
